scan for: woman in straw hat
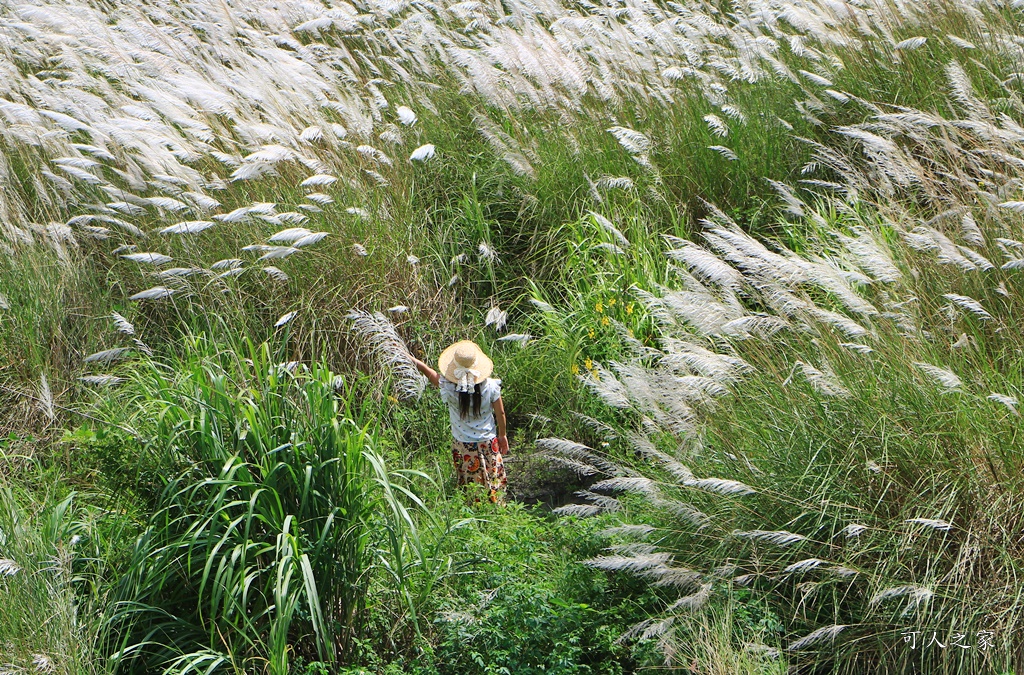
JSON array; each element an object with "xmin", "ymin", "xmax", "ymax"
[{"xmin": 409, "ymin": 340, "xmax": 508, "ymax": 503}]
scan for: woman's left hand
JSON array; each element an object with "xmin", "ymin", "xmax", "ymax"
[{"xmin": 496, "ymin": 435, "xmax": 509, "ymax": 453}]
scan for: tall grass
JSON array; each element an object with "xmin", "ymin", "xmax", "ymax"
[
  {"xmin": 95, "ymin": 333, "xmax": 441, "ymax": 674},
  {"xmin": 540, "ymin": 191, "xmax": 1024, "ymax": 672},
  {"xmin": 0, "ymin": 486, "xmax": 111, "ymax": 675},
  {"xmin": 3, "ymin": 0, "xmax": 1024, "ymax": 671}
]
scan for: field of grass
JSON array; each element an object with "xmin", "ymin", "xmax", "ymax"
[{"xmin": 2, "ymin": 0, "xmax": 1024, "ymax": 671}]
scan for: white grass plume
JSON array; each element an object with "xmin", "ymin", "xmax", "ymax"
[
  {"xmin": 840, "ymin": 523, "xmax": 868, "ymax": 538},
  {"xmin": 709, "ymin": 145, "xmax": 738, "ymax": 161},
  {"xmin": 258, "ymin": 247, "xmax": 300, "ymax": 261},
  {"xmin": 607, "ymin": 126, "xmax": 651, "ymax": 155},
  {"xmin": 787, "ymin": 624, "xmax": 847, "ymax": 650},
  {"xmin": 733, "ymin": 530, "xmax": 807, "ymax": 546},
  {"xmin": 703, "ymin": 114, "xmax": 728, "ymax": 138},
  {"xmin": 595, "ymin": 176, "xmax": 634, "ymax": 190},
  {"xmin": 496, "ymin": 333, "xmax": 532, "ymax": 345},
  {"xmin": 783, "ymin": 558, "xmax": 826, "ymax": 574},
  {"xmin": 262, "ymin": 267, "xmax": 289, "ymax": 282},
  {"xmin": 666, "ymin": 582, "xmax": 712, "ymax": 611},
  {"xmin": 130, "ymin": 286, "xmax": 176, "ymax": 300},
  {"xmin": 111, "ymin": 312, "xmax": 135, "ymax": 335},
  {"xmin": 485, "ymin": 306, "xmax": 508, "ymax": 331},
  {"xmin": 346, "ymin": 309, "xmax": 426, "ymax": 400},
  {"xmin": 122, "ymin": 252, "xmax": 172, "ymax": 266},
  {"xmin": 84, "ymin": 347, "xmax": 131, "ymax": 365},
  {"xmin": 987, "ymin": 392, "xmax": 1019, "ymax": 414},
  {"xmin": 269, "ymin": 228, "xmax": 313, "ymax": 243},
  {"xmin": 682, "ymin": 477, "xmax": 755, "ymax": 496},
  {"xmin": 293, "ymin": 232, "xmax": 328, "ymax": 248},
  {"xmin": 600, "ymin": 524, "xmax": 655, "ymax": 538},
  {"xmin": 894, "ymin": 37, "xmax": 927, "ymax": 50},
  {"xmin": 32, "ymin": 654, "xmax": 55, "ymax": 674},
  {"xmin": 904, "ymin": 517, "xmax": 953, "ymax": 531},
  {"xmin": 159, "ymin": 221, "xmax": 215, "ymax": 235},
  {"xmin": 478, "ymin": 242, "xmax": 499, "ymax": 262},
  {"xmin": 913, "ymin": 362, "xmax": 962, "ymax": 390},
  {"xmin": 552, "ymin": 504, "xmax": 602, "ymax": 517},
  {"xmin": 586, "ymin": 551, "xmax": 671, "ymax": 573},
  {"xmin": 307, "ymin": 193, "xmax": 335, "ymax": 205},
  {"xmin": 300, "ymin": 174, "xmax": 337, "ymax": 187},
  {"xmin": 590, "ymin": 476, "xmax": 657, "ymax": 495},
  {"xmin": 80, "ymin": 375, "xmax": 124, "ymax": 387},
  {"xmin": 794, "ymin": 361, "xmax": 850, "ymax": 398},
  {"xmin": 590, "ymin": 211, "xmax": 630, "ymax": 249},
  {"xmin": 943, "ymin": 294, "xmax": 992, "ymax": 320},
  {"xmin": 869, "ymin": 584, "xmax": 933, "ymax": 609},
  {"xmin": 397, "ymin": 106, "xmax": 417, "ymax": 126},
  {"xmin": 38, "ymin": 374, "xmax": 54, "ymax": 422},
  {"xmin": 274, "ymin": 311, "xmax": 297, "ymax": 328},
  {"xmin": 410, "ymin": 144, "xmax": 436, "ymax": 162}
]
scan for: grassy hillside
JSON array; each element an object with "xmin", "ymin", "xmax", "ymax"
[{"xmin": 1, "ymin": 0, "xmax": 1023, "ymax": 671}]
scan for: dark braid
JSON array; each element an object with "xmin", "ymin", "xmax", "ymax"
[{"xmin": 458, "ymin": 382, "xmax": 483, "ymax": 419}]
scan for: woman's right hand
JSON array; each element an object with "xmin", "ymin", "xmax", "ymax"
[{"xmin": 496, "ymin": 435, "xmax": 509, "ymax": 453}]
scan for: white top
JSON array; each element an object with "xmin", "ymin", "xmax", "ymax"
[{"xmin": 438, "ymin": 376, "xmax": 502, "ymax": 443}]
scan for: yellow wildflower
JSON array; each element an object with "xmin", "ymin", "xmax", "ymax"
[
  {"xmin": 595, "ymin": 301, "xmax": 603, "ymax": 314},
  {"xmin": 585, "ymin": 358, "xmax": 593, "ymax": 371},
  {"xmin": 591, "ymin": 368, "xmax": 600, "ymax": 381},
  {"xmin": 608, "ymin": 297, "xmax": 616, "ymax": 307},
  {"xmin": 571, "ymin": 363, "xmax": 580, "ymax": 375},
  {"xmin": 387, "ymin": 395, "xmax": 399, "ymax": 405},
  {"xmin": 601, "ymin": 316, "xmax": 610, "ymax": 327},
  {"xmin": 588, "ymin": 328, "xmax": 595, "ymax": 339},
  {"xmin": 626, "ymin": 303, "xmax": 634, "ymax": 315}
]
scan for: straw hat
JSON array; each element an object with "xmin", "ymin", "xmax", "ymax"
[{"xmin": 438, "ymin": 340, "xmax": 493, "ymax": 392}]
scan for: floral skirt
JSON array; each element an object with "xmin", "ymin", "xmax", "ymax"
[{"xmin": 452, "ymin": 438, "xmax": 507, "ymax": 503}]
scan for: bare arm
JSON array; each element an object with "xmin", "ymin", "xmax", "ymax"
[
  {"xmin": 408, "ymin": 355, "xmax": 440, "ymax": 388},
  {"xmin": 492, "ymin": 396, "xmax": 508, "ymax": 452}
]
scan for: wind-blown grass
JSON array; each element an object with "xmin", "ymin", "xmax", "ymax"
[
  {"xmin": 541, "ymin": 190, "xmax": 1024, "ymax": 672},
  {"xmin": 3, "ymin": 0, "xmax": 1024, "ymax": 670}
]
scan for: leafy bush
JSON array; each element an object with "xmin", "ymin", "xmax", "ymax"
[{"xmin": 100, "ymin": 336, "xmax": 434, "ymax": 674}]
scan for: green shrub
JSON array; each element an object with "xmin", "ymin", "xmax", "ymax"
[{"xmin": 99, "ymin": 335, "xmax": 435, "ymax": 675}]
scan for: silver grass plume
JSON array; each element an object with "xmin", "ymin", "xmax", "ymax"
[
  {"xmin": 913, "ymin": 362, "xmax": 962, "ymax": 391},
  {"xmin": 32, "ymin": 654, "xmax": 55, "ymax": 674},
  {"xmin": 987, "ymin": 392, "xmax": 1019, "ymax": 414},
  {"xmin": 665, "ymin": 582, "xmax": 712, "ymax": 612},
  {"xmin": 600, "ymin": 524, "xmax": 655, "ymax": 538},
  {"xmin": 783, "ymin": 558, "xmax": 826, "ymax": 574},
  {"xmin": 943, "ymin": 293, "xmax": 992, "ymax": 320},
  {"xmin": 84, "ymin": 347, "xmax": 131, "ymax": 365},
  {"xmin": 111, "ymin": 312, "xmax": 135, "ymax": 335},
  {"xmin": 589, "ymin": 211, "xmax": 630, "ymax": 249},
  {"xmin": 535, "ymin": 438, "xmax": 623, "ymax": 477},
  {"xmin": 346, "ymin": 310, "xmax": 426, "ymax": 401},
  {"xmin": 868, "ymin": 585, "xmax": 934, "ymax": 615},
  {"xmin": 38, "ymin": 374, "xmax": 54, "ymax": 422},
  {"xmin": 80, "ymin": 375, "xmax": 124, "ymax": 387},
  {"xmin": 552, "ymin": 504, "xmax": 602, "ymax": 517},
  {"xmin": 586, "ymin": 551, "xmax": 672, "ymax": 573},
  {"xmin": 787, "ymin": 624, "xmax": 847, "ymax": 651},
  {"xmin": 840, "ymin": 523, "xmax": 868, "ymax": 538},
  {"xmin": 733, "ymin": 530, "xmax": 807, "ymax": 546},
  {"xmin": 681, "ymin": 477, "xmax": 755, "ymax": 496},
  {"xmin": 904, "ymin": 517, "xmax": 953, "ymax": 531}
]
